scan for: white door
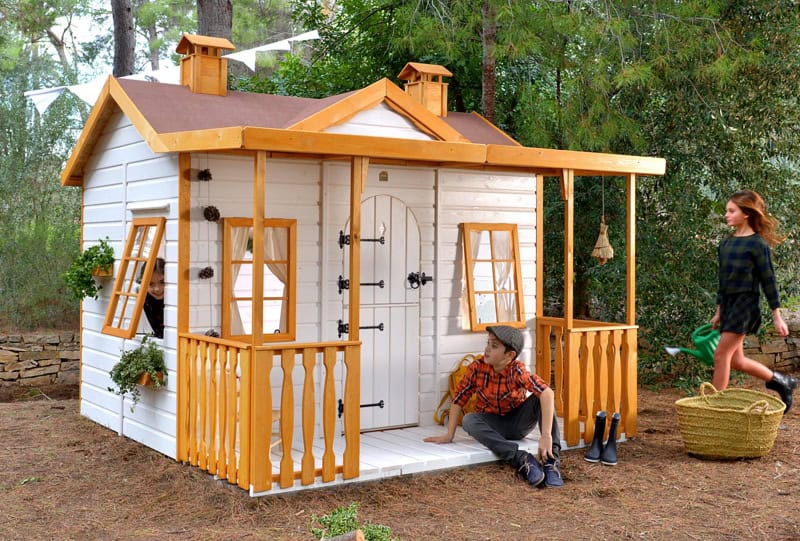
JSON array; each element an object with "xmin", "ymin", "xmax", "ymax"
[{"xmin": 343, "ymin": 195, "xmax": 420, "ymax": 431}]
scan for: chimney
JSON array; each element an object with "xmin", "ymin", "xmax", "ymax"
[
  {"xmin": 397, "ymin": 62, "xmax": 453, "ymax": 117},
  {"xmin": 176, "ymin": 34, "xmax": 236, "ymax": 96}
]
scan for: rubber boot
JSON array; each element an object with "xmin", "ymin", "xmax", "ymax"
[
  {"xmin": 766, "ymin": 371, "xmax": 798, "ymax": 413},
  {"xmin": 600, "ymin": 412, "xmax": 620, "ymax": 466},
  {"xmin": 584, "ymin": 411, "xmax": 607, "ymax": 463}
]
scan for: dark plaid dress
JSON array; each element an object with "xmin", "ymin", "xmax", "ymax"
[{"xmin": 717, "ymin": 234, "xmax": 780, "ymax": 335}]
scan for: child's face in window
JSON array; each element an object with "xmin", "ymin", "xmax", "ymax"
[{"xmin": 148, "ymin": 271, "xmax": 165, "ymax": 300}]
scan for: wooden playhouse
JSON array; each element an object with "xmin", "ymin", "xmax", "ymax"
[{"xmin": 61, "ymin": 34, "xmax": 665, "ymax": 495}]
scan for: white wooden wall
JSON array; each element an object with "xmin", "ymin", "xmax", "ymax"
[
  {"xmin": 77, "ymin": 104, "xmax": 537, "ymax": 459},
  {"xmin": 80, "ymin": 111, "xmax": 179, "ymax": 458}
]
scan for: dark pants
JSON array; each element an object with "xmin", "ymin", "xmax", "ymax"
[{"xmin": 462, "ymin": 394, "xmax": 561, "ymax": 468}]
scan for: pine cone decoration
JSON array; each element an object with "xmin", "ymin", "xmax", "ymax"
[
  {"xmin": 197, "ymin": 169, "xmax": 212, "ymax": 181},
  {"xmin": 204, "ymin": 329, "xmax": 220, "ymax": 338},
  {"xmin": 203, "ymin": 205, "xmax": 220, "ymax": 222},
  {"xmin": 198, "ymin": 266, "xmax": 214, "ymax": 279}
]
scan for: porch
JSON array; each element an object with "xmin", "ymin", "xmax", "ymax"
[{"xmin": 176, "ymin": 330, "xmax": 632, "ymax": 496}]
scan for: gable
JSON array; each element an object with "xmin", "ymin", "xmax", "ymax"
[{"xmin": 323, "ymin": 102, "xmax": 435, "ymax": 141}]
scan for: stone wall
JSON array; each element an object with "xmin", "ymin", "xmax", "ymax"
[
  {"xmin": 743, "ymin": 314, "xmax": 800, "ymax": 372},
  {"xmin": 0, "ymin": 333, "xmax": 80, "ymax": 388}
]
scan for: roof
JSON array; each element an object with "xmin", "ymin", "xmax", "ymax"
[
  {"xmin": 176, "ymin": 34, "xmax": 235, "ymax": 54},
  {"xmin": 398, "ymin": 62, "xmax": 453, "ymax": 80},
  {"xmin": 60, "ymin": 74, "xmax": 666, "ymax": 186}
]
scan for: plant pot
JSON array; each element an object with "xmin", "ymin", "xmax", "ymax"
[
  {"xmin": 136, "ymin": 371, "xmax": 164, "ymax": 387},
  {"xmin": 92, "ymin": 265, "xmax": 112, "ymax": 277}
]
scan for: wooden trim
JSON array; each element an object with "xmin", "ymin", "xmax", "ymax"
[
  {"xmin": 562, "ymin": 169, "xmax": 574, "ymax": 330},
  {"xmin": 487, "ymin": 145, "xmax": 666, "ymax": 176},
  {"xmin": 384, "ymin": 82, "xmax": 467, "ymax": 141},
  {"xmin": 242, "ymin": 127, "xmax": 487, "ymax": 164},
  {"xmin": 176, "ymin": 153, "xmax": 191, "ymax": 462},
  {"xmin": 288, "ymin": 79, "xmax": 388, "ymax": 132},
  {"xmin": 626, "ymin": 174, "xmax": 636, "ymax": 325},
  {"xmin": 60, "ymin": 77, "xmax": 113, "ymax": 186},
  {"xmin": 535, "ymin": 174, "xmax": 544, "ymax": 322},
  {"xmin": 252, "ymin": 152, "xmax": 266, "ymax": 346},
  {"xmin": 156, "ymin": 127, "xmax": 244, "ymax": 152},
  {"xmin": 108, "ymin": 78, "xmax": 170, "ymax": 152},
  {"xmin": 101, "ymin": 217, "xmax": 166, "ymax": 338},
  {"xmin": 461, "ymin": 223, "xmax": 526, "ymax": 331},
  {"xmin": 221, "ymin": 217, "xmax": 297, "ymax": 342}
]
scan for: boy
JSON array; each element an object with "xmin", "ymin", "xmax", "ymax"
[{"xmin": 424, "ymin": 325, "xmax": 563, "ymax": 487}]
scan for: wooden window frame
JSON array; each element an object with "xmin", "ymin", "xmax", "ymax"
[
  {"xmin": 222, "ymin": 217, "xmax": 297, "ymax": 342},
  {"xmin": 102, "ymin": 217, "xmax": 166, "ymax": 338},
  {"xmin": 462, "ymin": 222, "xmax": 526, "ymax": 332}
]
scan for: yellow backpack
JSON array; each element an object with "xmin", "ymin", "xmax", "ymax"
[{"xmin": 433, "ymin": 353, "xmax": 481, "ymax": 426}]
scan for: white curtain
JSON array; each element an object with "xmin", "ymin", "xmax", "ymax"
[
  {"xmin": 264, "ymin": 226, "xmax": 289, "ymax": 332},
  {"xmin": 230, "ymin": 227, "xmax": 250, "ymax": 335},
  {"xmin": 460, "ymin": 229, "xmax": 483, "ymax": 328},
  {"xmin": 492, "ymin": 230, "xmax": 515, "ymax": 322}
]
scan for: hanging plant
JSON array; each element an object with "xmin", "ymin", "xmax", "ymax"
[
  {"xmin": 198, "ymin": 266, "xmax": 214, "ymax": 279},
  {"xmin": 203, "ymin": 205, "xmax": 220, "ymax": 222},
  {"xmin": 62, "ymin": 237, "xmax": 115, "ymax": 300},
  {"xmin": 108, "ymin": 336, "xmax": 167, "ymax": 412}
]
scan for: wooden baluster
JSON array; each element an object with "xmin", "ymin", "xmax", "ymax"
[
  {"xmin": 227, "ymin": 347, "xmax": 239, "ymax": 484},
  {"xmin": 198, "ymin": 341, "xmax": 208, "ymax": 470},
  {"xmin": 607, "ymin": 330, "xmax": 622, "ymax": 416},
  {"xmin": 554, "ymin": 326, "xmax": 564, "ymax": 416},
  {"xmin": 621, "ymin": 329, "xmax": 638, "ymax": 437},
  {"xmin": 208, "ymin": 343, "xmax": 218, "ymax": 475},
  {"xmin": 217, "ymin": 345, "xmax": 227, "ymax": 480},
  {"xmin": 322, "ymin": 347, "xmax": 337, "ymax": 482},
  {"xmin": 596, "ymin": 330, "xmax": 609, "ymax": 434},
  {"xmin": 301, "ymin": 348, "xmax": 316, "ymax": 485},
  {"xmin": 250, "ymin": 348, "xmax": 272, "ymax": 492},
  {"xmin": 279, "ymin": 349, "xmax": 296, "ymax": 488},
  {"xmin": 342, "ymin": 344, "xmax": 361, "ymax": 479},
  {"xmin": 536, "ymin": 324, "xmax": 551, "ymax": 384},
  {"xmin": 188, "ymin": 339, "xmax": 198, "ymax": 465},
  {"xmin": 177, "ymin": 336, "xmax": 188, "ymax": 462},
  {"xmin": 563, "ymin": 332, "xmax": 581, "ymax": 446},
  {"xmin": 581, "ymin": 332, "xmax": 596, "ymax": 444},
  {"xmin": 237, "ymin": 347, "xmax": 251, "ymax": 490}
]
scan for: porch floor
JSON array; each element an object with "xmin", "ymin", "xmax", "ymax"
[{"xmin": 250, "ymin": 417, "xmax": 607, "ymax": 496}]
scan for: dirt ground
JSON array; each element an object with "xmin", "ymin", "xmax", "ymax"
[{"xmin": 0, "ymin": 378, "xmax": 798, "ymax": 541}]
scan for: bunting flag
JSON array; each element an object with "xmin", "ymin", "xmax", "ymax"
[{"xmin": 24, "ymin": 30, "xmax": 320, "ymax": 114}]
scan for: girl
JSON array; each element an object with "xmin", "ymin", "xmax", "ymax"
[
  {"xmin": 711, "ymin": 190, "xmax": 796, "ymax": 412},
  {"xmin": 141, "ymin": 257, "xmax": 165, "ymax": 339}
]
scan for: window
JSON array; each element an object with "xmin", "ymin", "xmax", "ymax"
[
  {"xmin": 222, "ymin": 218, "xmax": 297, "ymax": 341},
  {"xmin": 461, "ymin": 223, "xmax": 525, "ymax": 331},
  {"xmin": 103, "ymin": 217, "xmax": 166, "ymax": 338}
]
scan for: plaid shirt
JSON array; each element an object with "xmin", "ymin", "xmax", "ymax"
[
  {"xmin": 452, "ymin": 356, "xmax": 548, "ymax": 415},
  {"xmin": 717, "ymin": 234, "xmax": 781, "ymax": 309}
]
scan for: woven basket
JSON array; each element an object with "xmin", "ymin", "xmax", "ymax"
[{"xmin": 675, "ymin": 382, "xmax": 785, "ymax": 459}]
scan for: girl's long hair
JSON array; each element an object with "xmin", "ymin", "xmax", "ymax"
[{"xmin": 729, "ymin": 189, "xmax": 784, "ymax": 247}]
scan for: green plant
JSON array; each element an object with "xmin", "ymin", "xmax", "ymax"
[
  {"xmin": 62, "ymin": 237, "xmax": 115, "ymax": 301},
  {"xmin": 108, "ymin": 336, "xmax": 166, "ymax": 412},
  {"xmin": 309, "ymin": 503, "xmax": 396, "ymax": 541}
]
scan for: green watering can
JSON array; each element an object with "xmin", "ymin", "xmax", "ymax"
[{"xmin": 665, "ymin": 323, "xmax": 720, "ymax": 367}]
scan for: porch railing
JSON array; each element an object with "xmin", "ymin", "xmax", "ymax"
[
  {"xmin": 177, "ymin": 333, "xmax": 361, "ymax": 493},
  {"xmin": 535, "ymin": 317, "xmax": 638, "ymax": 446}
]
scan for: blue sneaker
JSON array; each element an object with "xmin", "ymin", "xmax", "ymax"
[
  {"xmin": 543, "ymin": 458, "xmax": 564, "ymax": 487},
  {"xmin": 517, "ymin": 453, "xmax": 545, "ymax": 487}
]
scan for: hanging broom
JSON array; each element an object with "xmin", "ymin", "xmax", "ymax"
[
  {"xmin": 591, "ymin": 178, "xmax": 614, "ymax": 265},
  {"xmin": 592, "ymin": 216, "xmax": 614, "ymax": 265}
]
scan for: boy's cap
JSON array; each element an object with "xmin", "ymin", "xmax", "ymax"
[{"xmin": 486, "ymin": 325, "xmax": 524, "ymax": 356}]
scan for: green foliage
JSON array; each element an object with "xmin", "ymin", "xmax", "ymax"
[
  {"xmin": 309, "ymin": 503, "xmax": 396, "ymax": 541},
  {"xmin": 62, "ymin": 238, "xmax": 114, "ymax": 301},
  {"xmin": 108, "ymin": 336, "xmax": 167, "ymax": 412}
]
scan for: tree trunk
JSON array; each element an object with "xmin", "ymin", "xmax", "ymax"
[
  {"xmin": 198, "ymin": 0, "xmax": 233, "ymax": 39},
  {"xmin": 111, "ymin": 0, "xmax": 136, "ymax": 77},
  {"xmin": 481, "ymin": 0, "xmax": 496, "ymax": 123}
]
